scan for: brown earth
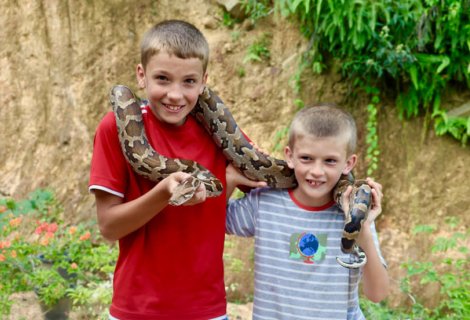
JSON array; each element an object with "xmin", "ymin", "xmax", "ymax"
[{"xmin": 1, "ymin": 0, "xmax": 469, "ymax": 318}]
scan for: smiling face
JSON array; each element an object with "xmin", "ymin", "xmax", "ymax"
[
  {"xmin": 136, "ymin": 51, "xmax": 207, "ymax": 126},
  {"xmin": 285, "ymin": 133, "xmax": 357, "ymax": 207}
]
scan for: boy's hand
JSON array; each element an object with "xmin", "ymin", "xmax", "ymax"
[
  {"xmin": 339, "ymin": 177, "xmax": 383, "ymax": 223},
  {"xmin": 180, "ymin": 180, "xmax": 207, "ymax": 206},
  {"xmin": 226, "ymin": 164, "xmax": 267, "ymax": 189},
  {"xmin": 164, "ymin": 172, "xmax": 207, "ymax": 206},
  {"xmin": 249, "ymin": 141, "xmax": 269, "ymax": 156},
  {"xmin": 365, "ymin": 177, "xmax": 383, "ymax": 223},
  {"xmin": 226, "ymin": 164, "xmax": 267, "ymax": 199}
]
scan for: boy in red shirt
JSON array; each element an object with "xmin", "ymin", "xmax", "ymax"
[{"xmin": 89, "ymin": 20, "xmax": 261, "ymax": 320}]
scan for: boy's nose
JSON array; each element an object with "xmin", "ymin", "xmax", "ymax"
[
  {"xmin": 309, "ymin": 163, "xmax": 324, "ymax": 177},
  {"xmin": 167, "ymin": 85, "xmax": 184, "ymax": 101}
]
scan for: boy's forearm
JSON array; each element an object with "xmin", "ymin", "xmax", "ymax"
[
  {"xmin": 96, "ymin": 182, "xmax": 172, "ymax": 241},
  {"xmin": 225, "ymin": 165, "xmax": 268, "ymax": 201},
  {"xmin": 360, "ymin": 227, "xmax": 390, "ymax": 302}
]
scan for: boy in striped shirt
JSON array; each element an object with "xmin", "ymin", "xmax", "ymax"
[{"xmin": 226, "ymin": 104, "xmax": 389, "ymax": 319}]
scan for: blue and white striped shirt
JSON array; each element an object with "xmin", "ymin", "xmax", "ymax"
[{"xmin": 226, "ymin": 188, "xmax": 385, "ymax": 320}]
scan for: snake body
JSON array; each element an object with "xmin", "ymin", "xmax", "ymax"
[
  {"xmin": 109, "ymin": 85, "xmax": 372, "ymax": 267},
  {"xmin": 333, "ymin": 178, "xmax": 372, "ymax": 268}
]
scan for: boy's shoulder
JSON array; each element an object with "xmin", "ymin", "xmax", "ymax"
[
  {"xmin": 97, "ymin": 111, "xmax": 117, "ymax": 129},
  {"xmin": 243, "ymin": 186, "xmax": 287, "ymax": 201}
]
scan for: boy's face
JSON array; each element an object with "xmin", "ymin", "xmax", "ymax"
[
  {"xmin": 136, "ymin": 52, "xmax": 207, "ymax": 126},
  {"xmin": 284, "ymin": 134, "xmax": 357, "ymax": 207}
]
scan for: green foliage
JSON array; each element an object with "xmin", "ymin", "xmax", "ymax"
[
  {"xmin": 0, "ymin": 189, "xmax": 60, "ymax": 226},
  {"xmin": 231, "ymin": 188, "xmax": 246, "ymax": 200},
  {"xmin": 365, "ymin": 88, "xmax": 381, "ymax": 176},
  {"xmin": 433, "ymin": 108, "xmax": 470, "ymax": 145},
  {"xmin": 275, "ymin": 0, "xmax": 470, "ymax": 146},
  {"xmin": 241, "ymin": 0, "xmax": 273, "ymax": 23},
  {"xmin": 401, "ymin": 218, "xmax": 469, "ymax": 318},
  {"xmin": 273, "ymin": 126, "xmax": 289, "ymax": 152},
  {"xmin": 238, "ymin": 66, "xmax": 247, "ymax": 78},
  {"xmin": 67, "ymin": 280, "xmax": 113, "ymax": 319},
  {"xmin": 272, "ymin": 100, "xmax": 303, "ymax": 152},
  {"xmin": 222, "ymin": 11, "xmax": 241, "ymax": 28},
  {"xmin": 231, "ymin": 30, "xmax": 242, "ymax": 41},
  {"xmin": 361, "ymin": 217, "xmax": 470, "ymax": 319},
  {"xmin": 244, "ymin": 33, "xmax": 272, "ymax": 63},
  {"xmin": 0, "ymin": 190, "xmax": 117, "ymax": 318}
]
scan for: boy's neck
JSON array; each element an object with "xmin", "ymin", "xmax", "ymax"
[{"xmin": 288, "ymin": 189, "xmax": 335, "ymax": 211}]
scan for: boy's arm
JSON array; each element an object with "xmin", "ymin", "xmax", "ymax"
[
  {"xmin": 358, "ymin": 223, "xmax": 389, "ymax": 302},
  {"xmin": 95, "ymin": 172, "xmax": 206, "ymax": 241},
  {"xmin": 357, "ymin": 178, "xmax": 390, "ymax": 302},
  {"xmin": 225, "ymin": 164, "xmax": 266, "ymax": 237},
  {"xmin": 225, "ymin": 164, "xmax": 267, "ymax": 199}
]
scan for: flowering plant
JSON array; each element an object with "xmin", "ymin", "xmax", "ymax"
[{"xmin": 0, "ymin": 189, "xmax": 117, "ymax": 318}]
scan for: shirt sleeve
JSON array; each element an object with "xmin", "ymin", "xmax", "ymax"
[
  {"xmin": 225, "ymin": 188, "xmax": 263, "ymax": 237},
  {"xmin": 88, "ymin": 112, "xmax": 128, "ymax": 198}
]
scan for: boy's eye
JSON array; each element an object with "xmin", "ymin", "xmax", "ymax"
[
  {"xmin": 155, "ymin": 75, "xmax": 168, "ymax": 81},
  {"xmin": 300, "ymin": 156, "xmax": 311, "ymax": 161},
  {"xmin": 325, "ymin": 159, "xmax": 337, "ymax": 165},
  {"xmin": 185, "ymin": 78, "xmax": 196, "ymax": 84}
]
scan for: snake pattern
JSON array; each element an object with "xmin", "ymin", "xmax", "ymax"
[
  {"xmin": 109, "ymin": 85, "xmax": 372, "ymax": 268},
  {"xmin": 333, "ymin": 177, "xmax": 372, "ymax": 268}
]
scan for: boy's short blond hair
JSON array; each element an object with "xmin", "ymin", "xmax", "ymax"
[
  {"xmin": 140, "ymin": 20, "xmax": 209, "ymax": 72},
  {"xmin": 288, "ymin": 104, "xmax": 357, "ymax": 155}
]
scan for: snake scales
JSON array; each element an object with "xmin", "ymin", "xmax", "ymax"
[{"xmin": 109, "ymin": 84, "xmax": 371, "ymax": 269}]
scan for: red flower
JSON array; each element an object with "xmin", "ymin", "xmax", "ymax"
[
  {"xmin": 0, "ymin": 241, "xmax": 11, "ymax": 249},
  {"xmin": 79, "ymin": 231, "xmax": 91, "ymax": 241},
  {"xmin": 9, "ymin": 217, "xmax": 22, "ymax": 227},
  {"xmin": 47, "ymin": 223, "xmax": 58, "ymax": 233},
  {"xmin": 68, "ymin": 226, "xmax": 77, "ymax": 235}
]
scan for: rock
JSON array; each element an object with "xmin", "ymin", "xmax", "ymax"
[
  {"xmin": 217, "ymin": 0, "xmax": 246, "ymax": 20},
  {"xmin": 202, "ymin": 16, "xmax": 218, "ymax": 30}
]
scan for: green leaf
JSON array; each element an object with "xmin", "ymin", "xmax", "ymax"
[
  {"xmin": 412, "ymin": 224, "xmax": 437, "ymax": 234},
  {"xmin": 415, "ymin": 53, "xmax": 444, "ymax": 64},
  {"xmin": 436, "ymin": 56, "xmax": 450, "ymax": 74},
  {"xmin": 291, "ymin": 0, "xmax": 303, "ymax": 11},
  {"xmin": 409, "ymin": 65, "xmax": 419, "ymax": 90}
]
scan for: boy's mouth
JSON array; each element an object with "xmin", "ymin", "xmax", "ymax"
[
  {"xmin": 163, "ymin": 103, "xmax": 184, "ymax": 112},
  {"xmin": 307, "ymin": 180, "xmax": 324, "ymax": 187}
]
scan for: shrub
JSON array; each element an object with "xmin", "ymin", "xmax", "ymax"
[{"xmin": 0, "ymin": 189, "xmax": 117, "ymax": 318}]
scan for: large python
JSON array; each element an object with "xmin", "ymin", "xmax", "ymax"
[{"xmin": 109, "ymin": 85, "xmax": 371, "ymax": 269}]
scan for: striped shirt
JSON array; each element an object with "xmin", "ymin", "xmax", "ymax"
[{"xmin": 226, "ymin": 188, "xmax": 386, "ymax": 320}]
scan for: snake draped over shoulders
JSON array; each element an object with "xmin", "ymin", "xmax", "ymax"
[{"xmin": 109, "ymin": 84, "xmax": 372, "ymax": 269}]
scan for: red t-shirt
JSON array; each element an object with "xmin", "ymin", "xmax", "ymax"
[{"xmin": 89, "ymin": 106, "xmax": 227, "ymax": 320}]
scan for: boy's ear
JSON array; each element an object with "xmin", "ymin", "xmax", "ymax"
[
  {"xmin": 136, "ymin": 64, "xmax": 146, "ymax": 89},
  {"xmin": 199, "ymin": 72, "xmax": 208, "ymax": 94},
  {"xmin": 284, "ymin": 146, "xmax": 295, "ymax": 169},
  {"xmin": 342, "ymin": 154, "xmax": 357, "ymax": 175}
]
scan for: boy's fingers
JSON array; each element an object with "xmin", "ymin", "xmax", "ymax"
[
  {"xmin": 249, "ymin": 142, "xmax": 269, "ymax": 155},
  {"xmin": 366, "ymin": 177, "xmax": 383, "ymax": 192},
  {"xmin": 246, "ymin": 179, "xmax": 267, "ymax": 188},
  {"xmin": 340, "ymin": 186, "xmax": 353, "ymax": 212},
  {"xmin": 345, "ymin": 185, "xmax": 353, "ymax": 196}
]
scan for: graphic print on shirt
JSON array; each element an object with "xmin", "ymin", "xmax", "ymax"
[{"xmin": 289, "ymin": 232, "xmax": 327, "ymax": 264}]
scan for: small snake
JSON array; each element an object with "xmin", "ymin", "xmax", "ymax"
[
  {"xmin": 109, "ymin": 85, "xmax": 372, "ymax": 267},
  {"xmin": 333, "ymin": 177, "xmax": 372, "ymax": 268}
]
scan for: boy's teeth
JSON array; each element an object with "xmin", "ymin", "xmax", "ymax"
[
  {"xmin": 309, "ymin": 180, "xmax": 322, "ymax": 186},
  {"xmin": 166, "ymin": 104, "xmax": 181, "ymax": 111}
]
